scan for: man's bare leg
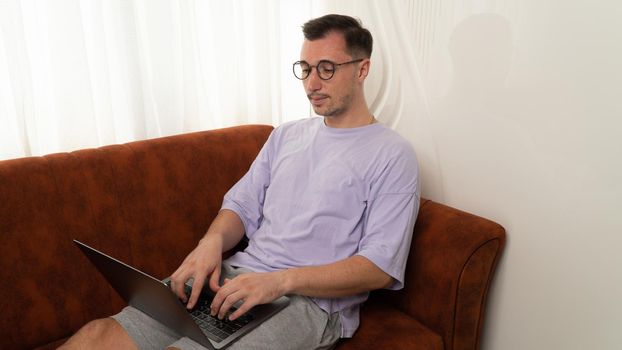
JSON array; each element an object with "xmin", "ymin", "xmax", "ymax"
[{"xmin": 58, "ymin": 318, "xmax": 138, "ymax": 350}]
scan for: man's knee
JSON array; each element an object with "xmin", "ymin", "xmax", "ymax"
[
  {"xmin": 60, "ymin": 318, "xmax": 136, "ymax": 349},
  {"xmin": 88, "ymin": 318, "xmax": 122, "ymax": 336}
]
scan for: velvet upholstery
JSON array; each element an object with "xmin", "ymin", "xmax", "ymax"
[{"xmin": 0, "ymin": 125, "xmax": 505, "ymax": 350}]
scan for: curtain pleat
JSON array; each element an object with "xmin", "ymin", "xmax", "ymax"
[{"xmin": 0, "ymin": 0, "xmax": 433, "ymax": 161}]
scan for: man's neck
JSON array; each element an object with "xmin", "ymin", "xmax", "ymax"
[
  {"xmin": 323, "ymin": 115, "xmax": 375, "ymax": 128},
  {"xmin": 323, "ymin": 106, "xmax": 375, "ymax": 129}
]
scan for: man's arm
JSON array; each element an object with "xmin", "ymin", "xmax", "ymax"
[
  {"xmin": 282, "ymin": 255, "xmax": 393, "ymax": 297},
  {"xmin": 169, "ymin": 209, "xmax": 245, "ymax": 309},
  {"xmin": 210, "ymin": 255, "xmax": 393, "ymax": 320},
  {"xmin": 201, "ymin": 209, "xmax": 247, "ymax": 252}
]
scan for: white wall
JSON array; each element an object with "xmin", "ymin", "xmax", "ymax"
[{"xmin": 381, "ymin": 1, "xmax": 622, "ymax": 349}]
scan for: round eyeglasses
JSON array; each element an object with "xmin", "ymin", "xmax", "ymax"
[{"xmin": 293, "ymin": 59, "xmax": 363, "ymax": 80}]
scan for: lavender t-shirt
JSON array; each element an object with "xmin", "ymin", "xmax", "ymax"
[{"xmin": 222, "ymin": 117, "xmax": 420, "ymax": 337}]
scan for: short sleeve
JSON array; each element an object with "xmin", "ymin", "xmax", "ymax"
[
  {"xmin": 355, "ymin": 145, "xmax": 420, "ymax": 290},
  {"xmin": 221, "ymin": 130, "xmax": 276, "ymax": 238}
]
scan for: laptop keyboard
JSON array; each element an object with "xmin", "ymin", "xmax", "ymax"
[
  {"xmin": 186, "ymin": 290, "xmax": 254, "ymax": 342},
  {"xmin": 190, "ymin": 298, "xmax": 254, "ymax": 342}
]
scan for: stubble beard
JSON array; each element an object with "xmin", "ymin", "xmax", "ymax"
[{"xmin": 314, "ymin": 90, "xmax": 354, "ymax": 118}]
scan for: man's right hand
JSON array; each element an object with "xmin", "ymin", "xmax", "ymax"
[
  {"xmin": 169, "ymin": 209, "xmax": 247, "ymax": 309},
  {"xmin": 169, "ymin": 236, "xmax": 224, "ymax": 309}
]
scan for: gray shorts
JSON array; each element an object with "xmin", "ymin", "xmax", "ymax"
[{"xmin": 111, "ymin": 264, "xmax": 341, "ymax": 350}]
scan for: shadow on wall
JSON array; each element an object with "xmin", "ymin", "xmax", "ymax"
[
  {"xmin": 429, "ymin": 13, "xmax": 550, "ymax": 216},
  {"xmin": 430, "ymin": 10, "xmax": 620, "ymax": 215}
]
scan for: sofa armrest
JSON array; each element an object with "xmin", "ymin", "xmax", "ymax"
[
  {"xmin": 336, "ymin": 302, "xmax": 443, "ymax": 350},
  {"xmin": 377, "ymin": 199, "xmax": 505, "ymax": 350}
]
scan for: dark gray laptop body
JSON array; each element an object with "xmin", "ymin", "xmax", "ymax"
[{"xmin": 74, "ymin": 240, "xmax": 289, "ymax": 349}]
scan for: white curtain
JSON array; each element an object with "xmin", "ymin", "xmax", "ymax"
[
  {"xmin": 0, "ymin": 0, "xmax": 432, "ymax": 161},
  {"xmin": 0, "ymin": 0, "xmax": 313, "ymax": 160}
]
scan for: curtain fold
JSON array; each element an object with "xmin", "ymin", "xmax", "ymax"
[
  {"xmin": 0, "ymin": 0, "xmax": 431, "ymax": 161},
  {"xmin": 0, "ymin": 0, "xmax": 313, "ymax": 160}
]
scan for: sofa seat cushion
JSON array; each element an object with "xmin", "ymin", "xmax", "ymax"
[
  {"xmin": 336, "ymin": 302, "xmax": 443, "ymax": 350},
  {"xmin": 33, "ymin": 337, "xmax": 67, "ymax": 350},
  {"xmin": 41, "ymin": 304, "xmax": 443, "ymax": 350}
]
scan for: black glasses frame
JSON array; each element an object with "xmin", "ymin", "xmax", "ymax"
[{"xmin": 292, "ymin": 59, "xmax": 364, "ymax": 81}]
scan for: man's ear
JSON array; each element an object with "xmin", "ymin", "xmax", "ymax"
[{"xmin": 358, "ymin": 58, "xmax": 371, "ymax": 81}]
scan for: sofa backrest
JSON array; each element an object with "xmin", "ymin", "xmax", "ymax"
[{"xmin": 0, "ymin": 125, "xmax": 273, "ymax": 349}]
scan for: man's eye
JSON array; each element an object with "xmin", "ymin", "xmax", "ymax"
[{"xmin": 319, "ymin": 67, "xmax": 334, "ymax": 74}]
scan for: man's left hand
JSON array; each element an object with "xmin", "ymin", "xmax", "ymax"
[{"xmin": 210, "ymin": 271, "xmax": 289, "ymax": 320}]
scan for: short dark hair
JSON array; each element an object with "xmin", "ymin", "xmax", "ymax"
[{"xmin": 302, "ymin": 14, "xmax": 373, "ymax": 58}]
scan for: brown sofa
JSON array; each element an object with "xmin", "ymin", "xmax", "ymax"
[{"xmin": 0, "ymin": 125, "xmax": 505, "ymax": 350}]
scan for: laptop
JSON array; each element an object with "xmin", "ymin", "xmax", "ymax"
[{"xmin": 74, "ymin": 240, "xmax": 290, "ymax": 349}]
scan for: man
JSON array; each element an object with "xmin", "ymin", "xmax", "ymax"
[{"xmin": 60, "ymin": 14, "xmax": 419, "ymax": 350}]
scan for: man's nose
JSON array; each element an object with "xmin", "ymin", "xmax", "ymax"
[{"xmin": 305, "ymin": 69, "xmax": 322, "ymax": 92}]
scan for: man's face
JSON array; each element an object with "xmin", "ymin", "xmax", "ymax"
[{"xmin": 299, "ymin": 31, "xmax": 360, "ymax": 118}]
